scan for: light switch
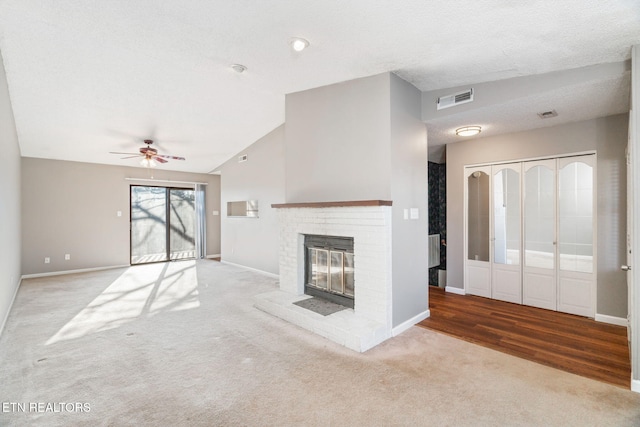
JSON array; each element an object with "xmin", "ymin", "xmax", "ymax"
[
  {"xmin": 117, "ymin": 211, "xmax": 122, "ymax": 217},
  {"xmin": 65, "ymin": 254, "xmax": 71, "ymax": 260},
  {"xmin": 410, "ymin": 208, "xmax": 419, "ymax": 219},
  {"xmin": 213, "ymin": 211, "xmax": 220, "ymax": 216},
  {"xmin": 403, "ymin": 209, "xmax": 409, "ymax": 220}
]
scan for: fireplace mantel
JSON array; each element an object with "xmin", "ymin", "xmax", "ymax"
[{"xmin": 271, "ymin": 200, "xmax": 392, "ymax": 209}]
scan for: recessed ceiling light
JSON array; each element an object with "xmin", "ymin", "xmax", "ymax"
[
  {"xmin": 290, "ymin": 37, "xmax": 309, "ymax": 52},
  {"xmin": 231, "ymin": 64, "xmax": 247, "ymax": 74},
  {"xmin": 455, "ymin": 126, "xmax": 482, "ymax": 137}
]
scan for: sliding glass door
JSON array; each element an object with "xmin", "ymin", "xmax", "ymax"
[{"xmin": 131, "ymin": 186, "xmax": 196, "ymax": 265}]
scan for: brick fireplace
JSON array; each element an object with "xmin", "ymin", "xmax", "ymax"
[{"xmin": 254, "ymin": 200, "xmax": 393, "ymax": 352}]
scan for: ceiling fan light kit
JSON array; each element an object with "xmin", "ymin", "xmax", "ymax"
[
  {"xmin": 140, "ymin": 157, "xmax": 156, "ymax": 168},
  {"xmin": 109, "ymin": 139, "xmax": 186, "ymax": 168}
]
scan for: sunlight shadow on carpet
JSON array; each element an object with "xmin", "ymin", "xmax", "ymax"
[{"xmin": 46, "ymin": 261, "xmax": 200, "ymax": 345}]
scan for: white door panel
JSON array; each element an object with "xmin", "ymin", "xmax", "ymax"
[
  {"xmin": 523, "ymin": 268, "xmax": 556, "ymax": 310},
  {"xmin": 491, "ymin": 163, "xmax": 522, "ymax": 304},
  {"xmin": 523, "ymin": 159, "xmax": 557, "ymax": 311},
  {"xmin": 492, "ymin": 268, "xmax": 521, "ymax": 303},
  {"xmin": 467, "ymin": 261, "xmax": 491, "ymax": 298},
  {"xmin": 558, "ymin": 274, "xmax": 593, "ymax": 316}
]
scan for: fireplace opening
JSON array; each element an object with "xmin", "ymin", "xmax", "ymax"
[{"xmin": 304, "ymin": 235, "xmax": 354, "ymax": 309}]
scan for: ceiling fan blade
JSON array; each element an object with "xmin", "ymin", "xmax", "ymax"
[
  {"xmin": 156, "ymin": 154, "xmax": 186, "ymax": 160},
  {"xmin": 155, "ymin": 157, "xmax": 168, "ymax": 164},
  {"xmin": 120, "ymin": 155, "xmax": 141, "ymax": 159},
  {"xmin": 110, "ymin": 151, "xmax": 142, "ymax": 155}
]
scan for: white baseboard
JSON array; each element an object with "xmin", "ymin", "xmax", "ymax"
[
  {"xmin": 220, "ymin": 260, "xmax": 279, "ymax": 279},
  {"xmin": 632, "ymin": 379, "xmax": 640, "ymax": 393},
  {"xmin": 595, "ymin": 313, "xmax": 628, "ymax": 327},
  {"xmin": 206, "ymin": 254, "xmax": 221, "ymax": 259},
  {"xmin": 21, "ymin": 265, "xmax": 129, "ymax": 279},
  {"xmin": 392, "ymin": 309, "xmax": 431, "ymax": 337},
  {"xmin": 0, "ymin": 277, "xmax": 22, "ymax": 339},
  {"xmin": 445, "ymin": 286, "xmax": 465, "ymax": 295}
]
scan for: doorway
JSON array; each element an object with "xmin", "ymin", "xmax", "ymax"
[{"xmin": 130, "ymin": 185, "xmax": 196, "ymax": 265}]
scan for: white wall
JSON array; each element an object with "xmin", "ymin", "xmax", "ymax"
[
  {"xmin": 630, "ymin": 44, "xmax": 640, "ymax": 391},
  {"xmin": 446, "ymin": 114, "xmax": 628, "ymax": 318},
  {"xmin": 216, "ymin": 125, "xmax": 285, "ymax": 275},
  {"xmin": 21, "ymin": 158, "xmax": 221, "ymax": 275},
  {"xmin": 0, "ymin": 50, "xmax": 21, "ymax": 335}
]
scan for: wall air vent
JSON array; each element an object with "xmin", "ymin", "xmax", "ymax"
[
  {"xmin": 437, "ymin": 88, "xmax": 474, "ymax": 110},
  {"xmin": 238, "ymin": 154, "xmax": 248, "ymax": 162}
]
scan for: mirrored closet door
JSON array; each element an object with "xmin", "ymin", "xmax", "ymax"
[
  {"xmin": 465, "ymin": 166, "xmax": 491, "ymax": 298},
  {"xmin": 464, "ymin": 154, "xmax": 596, "ymax": 317},
  {"xmin": 492, "ymin": 163, "xmax": 522, "ymax": 304},
  {"xmin": 523, "ymin": 159, "xmax": 557, "ymax": 310},
  {"xmin": 557, "ymin": 155, "xmax": 595, "ymax": 316}
]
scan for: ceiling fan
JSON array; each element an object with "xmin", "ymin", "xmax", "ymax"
[{"xmin": 110, "ymin": 139, "xmax": 185, "ymax": 167}]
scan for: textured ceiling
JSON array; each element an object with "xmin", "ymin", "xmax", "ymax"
[{"xmin": 0, "ymin": 1, "xmax": 639, "ymax": 172}]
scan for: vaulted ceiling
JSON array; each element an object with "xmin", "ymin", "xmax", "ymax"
[{"xmin": 0, "ymin": 1, "xmax": 639, "ymax": 172}]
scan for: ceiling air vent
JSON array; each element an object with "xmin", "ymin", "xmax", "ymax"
[
  {"xmin": 537, "ymin": 109, "xmax": 558, "ymax": 119},
  {"xmin": 437, "ymin": 88, "xmax": 474, "ymax": 110}
]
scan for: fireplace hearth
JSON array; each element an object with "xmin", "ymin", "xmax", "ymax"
[{"xmin": 304, "ymin": 235, "xmax": 354, "ymax": 308}]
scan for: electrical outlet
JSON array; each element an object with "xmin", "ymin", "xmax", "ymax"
[
  {"xmin": 117, "ymin": 211, "xmax": 122, "ymax": 217},
  {"xmin": 213, "ymin": 211, "xmax": 219, "ymax": 216},
  {"xmin": 44, "ymin": 257, "xmax": 50, "ymax": 264},
  {"xmin": 65, "ymin": 254, "xmax": 71, "ymax": 260}
]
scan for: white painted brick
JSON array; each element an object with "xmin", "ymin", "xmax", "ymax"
[{"xmin": 273, "ymin": 205, "xmax": 393, "ymax": 350}]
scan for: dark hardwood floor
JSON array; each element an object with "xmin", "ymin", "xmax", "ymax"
[{"xmin": 419, "ymin": 287, "xmax": 631, "ymax": 388}]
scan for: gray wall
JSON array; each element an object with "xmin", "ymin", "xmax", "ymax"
[
  {"xmin": 216, "ymin": 125, "xmax": 285, "ymax": 275},
  {"xmin": 0, "ymin": 51, "xmax": 21, "ymax": 334},
  {"xmin": 285, "ymin": 73, "xmax": 392, "ymax": 202},
  {"xmin": 21, "ymin": 158, "xmax": 221, "ymax": 275},
  {"xmin": 285, "ymin": 72, "xmax": 429, "ymax": 327},
  {"xmin": 446, "ymin": 114, "xmax": 628, "ymax": 317},
  {"xmin": 389, "ymin": 74, "xmax": 429, "ymax": 326}
]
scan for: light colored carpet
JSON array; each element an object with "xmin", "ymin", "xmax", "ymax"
[{"xmin": 1, "ymin": 260, "xmax": 639, "ymax": 426}]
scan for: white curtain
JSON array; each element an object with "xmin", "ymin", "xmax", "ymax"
[{"xmin": 194, "ymin": 184, "xmax": 206, "ymax": 259}]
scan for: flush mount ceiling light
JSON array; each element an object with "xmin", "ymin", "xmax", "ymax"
[
  {"xmin": 455, "ymin": 126, "xmax": 482, "ymax": 137},
  {"xmin": 231, "ymin": 64, "xmax": 247, "ymax": 74},
  {"xmin": 290, "ymin": 37, "xmax": 309, "ymax": 52}
]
